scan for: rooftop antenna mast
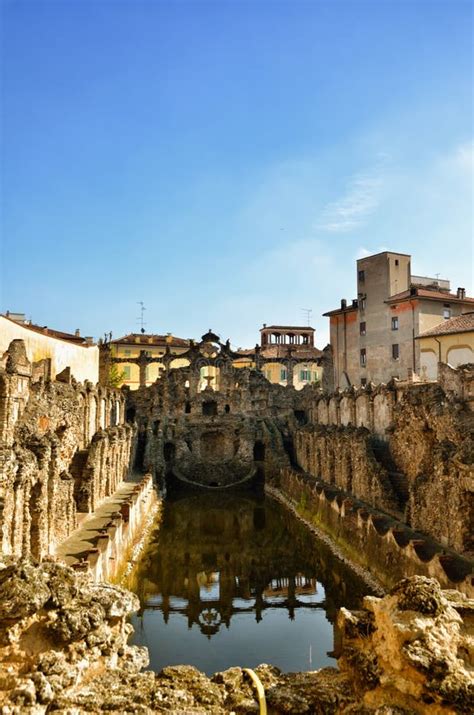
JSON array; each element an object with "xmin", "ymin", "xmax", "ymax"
[
  {"xmin": 301, "ymin": 308, "xmax": 312, "ymax": 326},
  {"xmin": 137, "ymin": 301, "xmax": 147, "ymax": 334}
]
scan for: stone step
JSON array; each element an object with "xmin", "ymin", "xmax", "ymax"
[{"xmin": 370, "ymin": 439, "xmax": 408, "ymax": 506}]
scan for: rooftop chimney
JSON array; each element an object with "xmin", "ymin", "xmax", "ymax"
[
  {"xmin": 84, "ymin": 336, "xmax": 94, "ymax": 345},
  {"xmin": 75, "ymin": 329, "xmax": 80, "ymax": 337},
  {"xmin": 341, "ymin": 299, "xmax": 347, "ymax": 310},
  {"xmin": 457, "ymin": 287, "xmax": 466, "ymax": 299}
]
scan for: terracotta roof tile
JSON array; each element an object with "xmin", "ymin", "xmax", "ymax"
[
  {"xmin": 1, "ymin": 315, "xmax": 91, "ymax": 345},
  {"xmin": 416, "ymin": 312, "xmax": 474, "ymax": 338},
  {"xmin": 260, "ymin": 325, "xmax": 315, "ymax": 331},
  {"xmin": 111, "ymin": 333, "xmax": 189, "ymax": 347},
  {"xmin": 386, "ymin": 288, "xmax": 474, "ymax": 304}
]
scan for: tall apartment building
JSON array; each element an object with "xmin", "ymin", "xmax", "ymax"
[{"xmin": 324, "ymin": 251, "xmax": 474, "ymax": 388}]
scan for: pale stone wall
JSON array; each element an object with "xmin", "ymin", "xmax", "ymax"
[
  {"xmin": 308, "ymin": 385, "xmax": 396, "ymax": 437},
  {"xmin": 0, "ymin": 316, "xmax": 99, "ymax": 383},
  {"xmin": 340, "ymin": 394, "xmax": 355, "ymax": 426}
]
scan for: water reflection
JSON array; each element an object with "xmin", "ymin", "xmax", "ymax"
[{"xmin": 127, "ymin": 490, "xmax": 371, "ymax": 674}]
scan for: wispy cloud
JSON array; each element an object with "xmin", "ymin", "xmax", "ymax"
[
  {"xmin": 356, "ymin": 245, "xmax": 389, "ymax": 259},
  {"xmin": 315, "ymin": 166, "xmax": 385, "ymax": 233}
]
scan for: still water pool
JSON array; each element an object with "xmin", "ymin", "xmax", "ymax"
[{"xmin": 126, "ymin": 490, "xmax": 370, "ymax": 675}]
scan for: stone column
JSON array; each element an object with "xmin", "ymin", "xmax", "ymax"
[
  {"xmin": 138, "ymin": 352, "xmax": 148, "ymax": 389},
  {"xmin": 287, "ymin": 360, "xmax": 294, "ymax": 387}
]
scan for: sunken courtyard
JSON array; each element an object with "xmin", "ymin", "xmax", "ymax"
[{"xmin": 0, "ymin": 328, "xmax": 473, "ymax": 713}]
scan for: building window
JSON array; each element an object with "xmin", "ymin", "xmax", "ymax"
[
  {"xmin": 443, "ymin": 306, "xmax": 451, "ymax": 320},
  {"xmin": 360, "ymin": 321, "xmax": 366, "ymax": 335},
  {"xmin": 392, "ymin": 344, "xmax": 400, "ymax": 360},
  {"xmin": 391, "ymin": 316, "xmax": 399, "ymax": 330},
  {"xmin": 124, "ymin": 349, "xmax": 131, "ymax": 356},
  {"xmin": 358, "ymin": 270, "xmax": 365, "ymax": 282},
  {"xmin": 361, "ymin": 378, "xmax": 367, "ymax": 386},
  {"xmin": 300, "ymin": 370, "xmax": 311, "ymax": 381},
  {"xmin": 280, "ymin": 368, "xmax": 287, "ymax": 381},
  {"xmin": 395, "ymin": 259, "xmax": 399, "ymax": 266},
  {"xmin": 359, "ymin": 295, "xmax": 367, "ymax": 311},
  {"xmin": 123, "ymin": 366, "xmax": 131, "ymax": 379},
  {"xmin": 360, "ymin": 349, "xmax": 366, "ymax": 367}
]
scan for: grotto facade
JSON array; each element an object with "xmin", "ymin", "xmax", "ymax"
[{"xmin": 0, "ymin": 339, "xmax": 132, "ymax": 560}]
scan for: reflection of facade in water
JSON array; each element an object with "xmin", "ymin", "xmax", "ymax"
[
  {"xmin": 264, "ymin": 575, "xmax": 317, "ymax": 598},
  {"xmin": 128, "ymin": 493, "xmax": 369, "ymax": 638}
]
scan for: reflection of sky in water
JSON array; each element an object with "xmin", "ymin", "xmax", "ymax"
[
  {"xmin": 127, "ymin": 492, "xmax": 370, "ymax": 675},
  {"xmin": 131, "ymin": 607, "xmax": 334, "ymax": 675}
]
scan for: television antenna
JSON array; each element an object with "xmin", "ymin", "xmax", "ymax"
[
  {"xmin": 301, "ymin": 308, "xmax": 312, "ymax": 326},
  {"xmin": 137, "ymin": 301, "xmax": 147, "ymax": 334}
]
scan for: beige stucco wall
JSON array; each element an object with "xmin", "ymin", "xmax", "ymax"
[
  {"xmin": 419, "ymin": 331, "xmax": 474, "ymax": 380},
  {"xmin": 0, "ymin": 317, "xmax": 99, "ymax": 383}
]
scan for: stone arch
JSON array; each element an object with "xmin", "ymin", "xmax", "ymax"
[
  {"xmin": 99, "ymin": 398, "xmax": 107, "ymax": 429},
  {"xmin": 253, "ymin": 440, "xmax": 265, "ymax": 461},
  {"xmin": 78, "ymin": 393, "xmax": 86, "ymax": 447},
  {"xmin": 355, "ymin": 393, "xmax": 371, "ymax": 428},
  {"xmin": 340, "ymin": 395, "xmax": 355, "ymax": 426},
  {"xmin": 109, "ymin": 399, "xmax": 118, "ymax": 426},
  {"xmin": 328, "ymin": 397, "xmax": 339, "ymax": 425},
  {"xmin": 88, "ymin": 396, "xmax": 97, "ymax": 441},
  {"xmin": 317, "ymin": 399, "xmax": 329, "ymax": 425},
  {"xmin": 29, "ymin": 481, "xmax": 43, "ymax": 559},
  {"xmin": 373, "ymin": 392, "xmax": 393, "ymax": 436},
  {"xmin": 202, "ymin": 401, "xmax": 217, "ymax": 416},
  {"xmin": 163, "ymin": 442, "xmax": 175, "ymax": 462}
]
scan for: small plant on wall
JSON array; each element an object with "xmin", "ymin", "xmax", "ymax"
[{"xmin": 108, "ymin": 364, "xmax": 126, "ymax": 388}]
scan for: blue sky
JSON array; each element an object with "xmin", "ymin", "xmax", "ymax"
[{"xmin": 1, "ymin": 0, "xmax": 472, "ymax": 347}]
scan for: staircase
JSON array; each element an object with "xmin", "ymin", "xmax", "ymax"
[{"xmin": 370, "ymin": 438, "xmax": 409, "ymax": 510}]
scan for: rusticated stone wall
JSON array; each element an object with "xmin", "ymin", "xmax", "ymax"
[
  {"xmin": 0, "ymin": 340, "xmax": 132, "ymax": 559},
  {"xmin": 306, "ymin": 362, "xmax": 474, "ymax": 437},
  {"xmin": 294, "ymin": 425, "xmax": 399, "ymax": 516},
  {"xmin": 128, "ymin": 363, "xmax": 306, "ymax": 489},
  {"xmin": 295, "ymin": 365, "xmax": 474, "ymax": 555},
  {"xmin": 389, "ymin": 383, "xmax": 474, "ymax": 555}
]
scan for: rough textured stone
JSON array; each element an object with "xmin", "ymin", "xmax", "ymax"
[
  {"xmin": 295, "ymin": 374, "xmax": 474, "ymax": 555},
  {"xmin": 0, "ymin": 562, "xmax": 472, "ymax": 714},
  {"xmin": 0, "ymin": 339, "xmax": 131, "ymax": 560}
]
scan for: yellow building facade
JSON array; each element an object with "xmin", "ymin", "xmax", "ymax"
[
  {"xmin": 109, "ymin": 333, "xmax": 190, "ymax": 389},
  {"xmin": 416, "ymin": 313, "xmax": 474, "ymax": 380}
]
